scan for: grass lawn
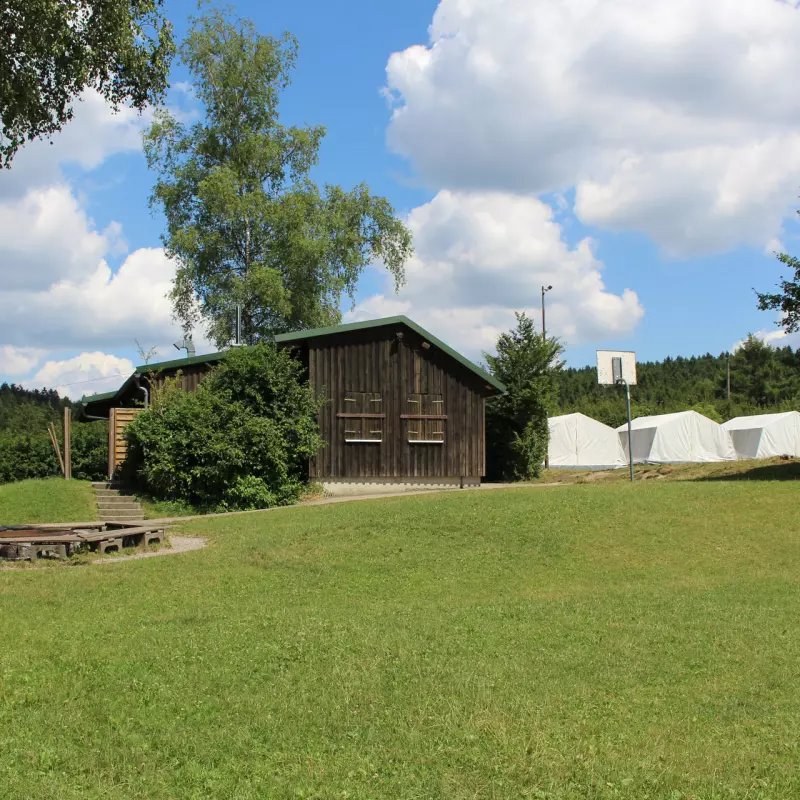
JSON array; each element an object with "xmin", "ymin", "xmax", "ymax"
[
  {"xmin": 1, "ymin": 478, "xmax": 799, "ymax": 798},
  {"xmin": 538, "ymin": 455, "xmax": 800, "ymax": 485},
  {"xmin": 0, "ymin": 478, "xmax": 97, "ymax": 524}
]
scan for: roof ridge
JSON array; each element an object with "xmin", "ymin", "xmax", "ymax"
[{"xmin": 83, "ymin": 315, "xmax": 506, "ymax": 406}]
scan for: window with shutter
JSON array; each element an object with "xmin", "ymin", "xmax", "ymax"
[
  {"xmin": 339, "ymin": 392, "xmax": 383, "ymax": 442},
  {"xmin": 404, "ymin": 393, "xmax": 445, "ymax": 443}
]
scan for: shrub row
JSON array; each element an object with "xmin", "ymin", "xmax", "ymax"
[{"xmin": 0, "ymin": 422, "xmax": 108, "ymax": 484}]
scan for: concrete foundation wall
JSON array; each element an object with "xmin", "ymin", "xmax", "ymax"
[{"xmin": 322, "ymin": 476, "xmax": 481, "ymax": 497}]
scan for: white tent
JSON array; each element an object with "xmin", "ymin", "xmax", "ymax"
[
  {"xmin": 548, "ymin": 413, "xmax": 627, "ymax": 469},
  {"xmin": 722, "ymin": 411, "xmax": 800, "ymax": 459},
  {"xmin": 617, "ymin": 410, "xmax": 736, "ymax": 464}
]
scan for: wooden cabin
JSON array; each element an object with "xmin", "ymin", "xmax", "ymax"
[{"xmin": 82, "ymin": 316, "xmax": 505, "ymax": 493}]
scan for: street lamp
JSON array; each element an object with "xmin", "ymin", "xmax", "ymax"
[
  {"xmin": 541, "ymin": 285, "xmax": 553, "ymax": 338},
  {"xmin": 541, "ymin": 284, "xmax": 553, "ymax": 470}
]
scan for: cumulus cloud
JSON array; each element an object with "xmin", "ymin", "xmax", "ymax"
[
  {"xmin": 0, "ymin": 186, "xmax": 125, "ymax": 291},
  {"xmin": 0, "ymin": 89, "xmax": 152, "ymax": 201},
  {"xmin": 0, "ymin": 88, "xmax": 222, "ymax": 394},
  {"xmin": 386, "ymin": 0, "xmax": 800, "ymax": 256},
  {"xmin": 0, "ymin": 248, "xmax": 182, "ymax": 352},
  {"xmin": 733, "ymin": 327, "xmax": 800, "ymax": 352},
  {"xmin": 22, "ymin": 352, "xmax": 136, "ymax": 400},
  {"xmin": 0, "ymin": 346, "xmax": 47, "ymax": 376},
  {"xmin": 346, "ymin": 190, "xmax": 643, "ymax": 358}
]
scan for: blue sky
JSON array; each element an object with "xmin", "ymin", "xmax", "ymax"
[{"xmin": 2, "ymin": 0, "xmax": 799, "ymax": 398}]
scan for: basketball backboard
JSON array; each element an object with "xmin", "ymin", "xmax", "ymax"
[{"xmin": 597, "ymin": 350, "xmax": 637, "ymax": 386}]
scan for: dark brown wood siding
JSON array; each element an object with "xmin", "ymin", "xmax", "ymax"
[{"xmin": 308, "ymin": 325, "xmax": 489, "ymax": 479}]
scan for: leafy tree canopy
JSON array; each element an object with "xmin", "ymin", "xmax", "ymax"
[
  {"xmin": 1, "ymin": 0, "xmax": 174, "ymax": 166},
  {"xmin": 757, "ymin": 250, "xmax": 800, "ymax": 334},
  {"xmin": 485, "ymin": 313, "xmax": 564, "ymax": 481},
  {"xmin": 144, "ymin": 5, "xmax": 413, "ymax": 348}
]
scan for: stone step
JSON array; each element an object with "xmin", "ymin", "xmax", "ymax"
[
  {"xmin": 97, "ymin": 497, "xmax": 141, "ymax": 505},
  {"xmin": 94, "ymin": 482, "xmax": 143, "ymax": 522}
]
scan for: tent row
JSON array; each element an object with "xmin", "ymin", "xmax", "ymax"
[{"xmin": 548, "ymin": 410, "xmax": 800, "ymax": 468}]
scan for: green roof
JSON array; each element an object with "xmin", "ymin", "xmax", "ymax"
[
  {"xmin": 80, "ymin": 389, "xmax": 118, "ymax": 405},
  {"xmin": 81, "ymin": 316, "xmax": 505, "ymax": 407}
]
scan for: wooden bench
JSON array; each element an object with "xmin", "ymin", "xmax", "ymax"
[{"xmin": 0, "ymin": 524, "xmax": 166, "ymax": 561}]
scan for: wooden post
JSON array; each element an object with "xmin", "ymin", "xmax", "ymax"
[
  {"xmin": 63, "ymin": 407, "xmax": 71, "ymax": 480},
  {"xmin": 48, "ymin": 422, "xmax": 65, "ymax": 477},
  {"xmin": 108, "ymin": 408, "xmax": 116, "ymax": 479}
]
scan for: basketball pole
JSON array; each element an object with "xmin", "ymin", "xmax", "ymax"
[{"xmin": 620, "ymin": 378, "xmax": 634, "ymax": 482}]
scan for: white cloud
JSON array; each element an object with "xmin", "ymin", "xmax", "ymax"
[
  {"xmin": 347, "ymin": 190, "xmax": 644, "ymax": 358},
  {"xmin": 0, "ymin": 90, "xmax": 152, "ymax": 201},
  {"xmin": 386, "ymin": 0, "xmax": 800, "ymax": 256},
  {"xmin": 1, "ymin": 248, "xmax": 182, "ymax": 351},
  {"xmin": 0, "ymin": 186, "xmax": 124, "ymax": 291},
  {"xmin": 22, "ymin": 352, "xmax": 135, "ymax": 400},
  {"xmin": 733, "ymin": 327, "xmax": 800, "ymax": 352},
  {"xmin": 765, "ymin": 237, "xmax": 785, "ymax": 256},
  {"xmin": 0, "ymin": 88, "xmax": 218, "ymax": 392},
  {"xmin": 0, "ymin": 346, "xmax": 46, "ymax": 376}
]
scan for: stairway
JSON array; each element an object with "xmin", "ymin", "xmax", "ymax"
[{"xmin": 92, "ymin": 482, "xmax": 145, "ymax": 522}]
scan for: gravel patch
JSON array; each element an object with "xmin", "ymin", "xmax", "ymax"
[{"xmin": 96, "ymin": 535, "xmax": 207, "ymax": 564}]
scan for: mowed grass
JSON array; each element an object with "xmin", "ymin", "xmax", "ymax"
[
  {"xmin": 1, "ymin": 481, "xmax": 800, "ymax": 799},
  {"xmin": 0, "ymin": 478, "xmax": 97, "ymax": 524}
]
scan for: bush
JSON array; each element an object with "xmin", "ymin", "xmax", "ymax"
[
  {"xmin": 0, "ymin": 430, "xmax": 59, "ymax": 483},
  {"xmin": 71, "ymin": 422, "xmax": 109, "ymax": 480},
  {"xmin": 123, "ymin": 343, "xmax": 322, "ymax": 510},
  {"xmin": 0, "ymin": 420, "xmax": 107, "ymax": 484},
  {"xmin": 484, "ymin": 313, "xmax": 564, "ymax": 481}
]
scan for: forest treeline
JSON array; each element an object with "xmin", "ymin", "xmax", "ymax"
[
  {"xmin": 0, "ymin": 384, "xmax": 105, "ymax": 483},
  {"xmin": 556, "ymin": 335, "xmax": 800, "ymax": 428}
]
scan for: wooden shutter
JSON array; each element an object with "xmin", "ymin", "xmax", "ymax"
[
  {"xmin": 424, "ymin": 394, "xmax": 444, "ymax": 441},
  {"xmin": 341, "ymin": 392, "xmax": 382, "ymax": 442},
  {"xmin": 364, "ymin": 393, "xmax": 382, "ymax": 441},
  {"xmin": 407, "ymin": 393, "xmax": 422, "ymax": 441},
  {"xmin": 343, "ymin": 392, "xmax": 363, "ymax": 440}
]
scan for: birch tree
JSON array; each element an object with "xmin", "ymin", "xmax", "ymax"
[{"xmin": 144, "ymin": 5, "xmax": 412, "ymax": 347}]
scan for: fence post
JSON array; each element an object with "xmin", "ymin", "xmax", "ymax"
[
  {"xmin": 63, "ymin": 407, "xmax": 72, "ymax": 480},
  {"xmin": 108, "ymin": 408, "xmax": 116, "ymax": 480}
]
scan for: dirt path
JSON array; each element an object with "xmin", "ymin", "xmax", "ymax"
[{"xmin": 97, "ymin": 535, "xmax": 207, "ymax": 564}]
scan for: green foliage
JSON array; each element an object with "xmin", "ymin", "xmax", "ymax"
[
  {"xmin": 0, "ymin": 0, "xmax": 174, "ymax": 166},
  {"xmin": 70, "ymin": 422, "xmax": 109, "ymax": 481},
  {"xmin": 485, "ymin": 313, "xmax": 564, "ymax": 480},
  {"xmin": 689, "ymin": 404, "xmax": 723, "ymax": 423},
  {"xmin": 757, "ymin": 240, "xmax": 800, "ymax": 333},
  {"xmin": 0, "ymin": 387, "xmax": 107, "ymax": 483},
  {"xmin": 143, "ymin": 5, "xmax": 412, "ymax": 347},
  {"xmin": 0, "ymin": 383, "xmax": 69, "ymax": 433},
  {"xmin": 0, "ymin": 429, "xmax": 59, "ymax": 483},
  {"xmin": 557, "ymin": 337, "xmax": 800, "ymax": 424},
  {"xmin": 0, "ymin": 421, "xmax": 108, "ymax": 484},
  {"xmin": 123, "ymin": 343, "xmax": 322, "ymax": 510}
]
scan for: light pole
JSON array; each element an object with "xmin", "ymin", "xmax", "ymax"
[
  {"xmin": 541, "ymin": 284, "xmax": 553, "ymax": 469},
  {"xmin": 541, "ymin": 284, "xmax": 552, "ymax": 338}
]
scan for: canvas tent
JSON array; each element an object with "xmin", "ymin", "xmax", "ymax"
[
  {"xmin": 617, "ymin": 410, "xmax": 736, "ymax": 464},
  {"xmin": 548, "ymin": 413, "xmax": 627, "ymax": 469},
  {"xmin": 722, "ymin": 411, "xmax": 800, "ymax": 459}
]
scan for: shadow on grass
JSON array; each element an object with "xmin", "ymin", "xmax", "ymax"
[{"xmin": 693, "ymin": 460, "xmax": 800, "ymax": 482}]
